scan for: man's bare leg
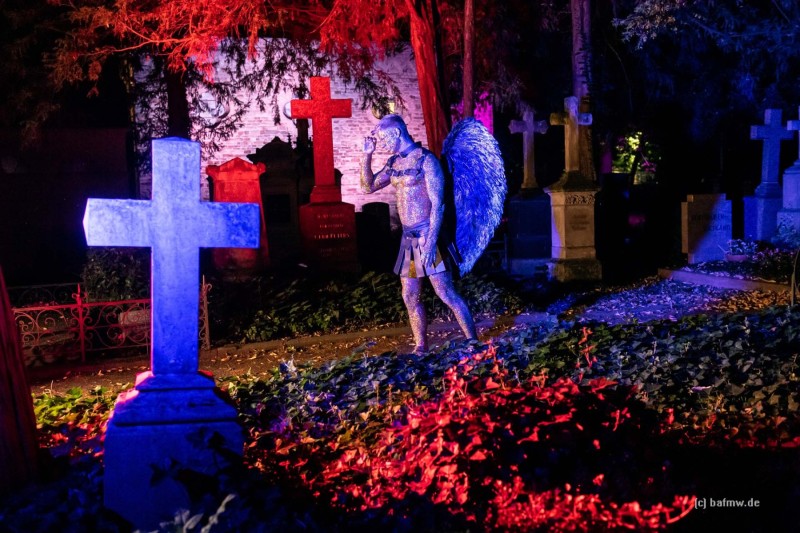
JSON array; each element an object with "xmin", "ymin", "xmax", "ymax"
[
  {"xmin": 429, "ymin": 271, "xmax": 477, "ymax": 341},
  {"xmin": 401, "ymin": 276, "xmax": 428, "ymax": 352}
]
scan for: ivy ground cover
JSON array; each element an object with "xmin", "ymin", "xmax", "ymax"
[{"xmin": 4, "ymin": 304, "xmax": 800, "ymax": 531}]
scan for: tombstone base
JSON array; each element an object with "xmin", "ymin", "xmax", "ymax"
[
  {"xmin": 547, "ymin": 258, "xmax": 602, "ymax": 282},
  {"xmin": 508, "ymin": 191, "xmax": 551, "ymax": 277},
  {"xmin": 299, "ymin": 202, "xmax": 360, "ymax": 272},
  {"xmin": 545, "ymin": 186, "xmax": 600, "ymax": 279},
  {"xmin": 744, "ymin": 195, "xmax": 782, "ymax": 241},
  {"xmin": 104, "ymin": 371, "xmax": 244, "ymax": 530},
  {"xmin": 777, "ymin": 209, "xmax": 800, "ymax": 234},
  {"xmin": 509, "ymin": 258, "xmax": 550, "ymax": 278},
  {"xmin": 775, "ymin": 163, "xmax": 800, "ymax": 234}
]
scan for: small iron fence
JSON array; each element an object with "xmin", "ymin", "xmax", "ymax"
[{"xmin": 11, "ymin": 279, "xmax": 211, "ymax": 367}]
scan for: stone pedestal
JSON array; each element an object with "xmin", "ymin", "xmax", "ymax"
[
  {"xmin": 744, "ymin": 194, "xmax": 782, "ymax": 241},
  {"xmin": 545, "ymin": 185, "xmax": 602, "ymax": 281},
  {"xmin": 777, "ymin": 162, "xmax": 800, "ymax": 232},
  {"xmin": 681, "ymin": 193, "xmax": 731, "ymax": 263},
  {"xmin": 104, "ymin": 372, "xmax": 244, "ymax": 530},
  {"xmin": 299, "ymin": 202, "xmax": 359, "ymax": 272},
  {"xmin": 507, "ymin": 190, "xmax": 551, "ymax": 276}
]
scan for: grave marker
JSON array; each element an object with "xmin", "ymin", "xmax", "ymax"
[
  {"xmin": 681, "ymin": 193, "xmax": 731, "ymax": 263},
  {"xmin": 744, "ymin": 109, "xmax": 793, "ymax": 240},
  {"xmin": 207, "ymin": 157, "xmax": 270, "ymax": 273},
  {"xmin": 83, "ymin": 137, "xmax": 260, "ymax": 529},
  {"xmin": 777, "ymin": 107, "xmax": 800, "ymax": 233},
  {"xmin": 291, "ymin": 77, "xmax": 359, "ymax": 272},
  {"xmin": 544, "ymin": 96, "xmax": 601, "ymax": 281},
  {"xmin": 507, "ymin": 105, "xmax": 552, "ymax": 275}
]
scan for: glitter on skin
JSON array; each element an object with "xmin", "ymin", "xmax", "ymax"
[{"xmin": 361, "ymin": 115, "xmax": 477, "ymax": 353}]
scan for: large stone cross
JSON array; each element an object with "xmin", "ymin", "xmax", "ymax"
[
  {"xmin": 83, "ymin": 137, "xmax": 259, "ymax": 375},
  {"xmin": 291, "ymin": 77, "xmax": 352, "ymax": 203},
  {"xmin": 84, "ymin": 137, "xmax": 260, "ymax": 529},
  {"xmin": 509, "ymin": 106, "xmax": 549, "ymax": 189},
  {"xmin": 550, "ymin": 96, "xmax": 592, "ymax": 174},
  {"xmin": 751, "ymin": 108, "xmax": 793, "ymax": 197}
]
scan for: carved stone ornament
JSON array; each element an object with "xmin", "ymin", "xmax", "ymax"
[{"xmin": 564, "ymin": 192, "xmax": 597, "ymax": 206}]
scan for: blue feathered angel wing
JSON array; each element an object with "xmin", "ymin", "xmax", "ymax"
[{"xmin": 441, "ymin": 118, "xmax": 507, "ymax": 276}]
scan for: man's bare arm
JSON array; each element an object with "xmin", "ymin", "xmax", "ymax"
[{"xmin": 361, "ymin": 136, "xmax": 392, "ymax": 193}]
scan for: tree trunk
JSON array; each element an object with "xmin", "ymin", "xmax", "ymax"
[
  {"xmin": 0, "ymin": 267, "xmax": 39, "ymax": 496},
  {"xmin": 571, "ymin": 0, "xmax": 597, "ymax": 182},
  {"xmin": 406, "ymin": 0, "xmax": 450, "ymax": 156},
  {"xmin": 165, "ymin": 68, "xmax": 191, "ymax": 139},
  {"xmin": 462, "ymin": 0, "xmax": 475, "ymax": 119}
]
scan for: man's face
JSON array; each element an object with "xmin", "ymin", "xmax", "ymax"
[{"xmin": 373, "ymin": 126, "xmax": 399, "ymax": 153}]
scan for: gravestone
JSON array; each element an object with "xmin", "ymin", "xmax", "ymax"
[
  {"xmin": 0, "ymin": 266, "xmax": 39, "ymax": 497},
  {"xmin": 207, "ymin": 158, "xmax": 269, "ymax": 273},
  {"xmin": 545, "ymin": 96, "xmax": 602, "ymax": 281},
  {"xmin": 356, "ymin": 202, "xmax": 395, "ymax": 272},
  {"xmin": 291, "ymin": 77, "xmax": 359, "ymax": 272},
  {"xmin": 507, "ymin": 106, "xmax": 552, "ymax": 276},
  {"xmin": 681, "ymin": 193, "xmax": 731, "ymax": 263},
  {"xmin": 777, "ymin": 108, "xmax": 800, "ymax": 233},
  {"xmin": 248, "ymin": 136, "xmax": 310, "ymax": 266},
  {"xmin": 83, "ymin": 138, "xmax": 259, "ymax": 529},
  {"xmin": 744, "ymin": 109, "xmax": 793, "ymax": 240}
]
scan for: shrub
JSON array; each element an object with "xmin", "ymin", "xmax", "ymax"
[
  {"xmin": 771, "ymin": 221, "xmax": 800, "ymax": 251},
  {"xmin": 80, "ymin": 248, "xmax": 150, "ymax": 301}
]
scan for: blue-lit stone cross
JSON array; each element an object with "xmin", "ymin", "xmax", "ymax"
[
  {"xmin": 751, "ymin": 109, "xmax": 793, "ymax": 197},
  {"xmin": 83, "ymin": 138, "xmax": 259, "ymax": 375}
]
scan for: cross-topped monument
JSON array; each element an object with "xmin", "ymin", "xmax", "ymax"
[
  {"xmin": 544, "ymin": 95, "xmax": 601, "ymax": 281},
  {"xmin": 744, "ymin": 108, "xmax": 793, "ymax": 240},
  {"xmin": 509, "ymin": 105, "xmax": 549, "ymax": 190},
  {"xmin": 291, "ymin": 77, "xmax": 359, "ymax": 272},
  {"xmin": 83, "ymin": 137, "xmax": 260, "ymax": 529},
  {"xmin": 751, "ymin": 108, "xmax": 793, "ymax": 197},
  {"xmin": 291, "ymin": 77, "xmax": 352, "ymax": 203}
]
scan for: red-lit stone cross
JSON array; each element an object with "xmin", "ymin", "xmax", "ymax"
[
  {"xmin": 291, "ymin": 77, "xmax": 352, "ymax": 203},
  {"xmin": 751, "ymin": 109, "xmax": 793, "ymax": 197}
]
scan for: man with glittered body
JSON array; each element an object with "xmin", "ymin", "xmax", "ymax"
[{"xmin": 361, "ymin": 114, "xmax": 477, "ymax": 353}]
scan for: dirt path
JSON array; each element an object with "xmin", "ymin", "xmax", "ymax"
[
  {"xmin": 26, "ymin": 312, "xmax": 549, "ymax": 396},
  {"xmin": 25, "ymin": 276, "xmax": 790, "ymax": 397}
]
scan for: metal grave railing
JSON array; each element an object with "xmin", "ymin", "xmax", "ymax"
[{"xmin": 11, "ymin": 278, "xmax": 211, "ymax": 367}]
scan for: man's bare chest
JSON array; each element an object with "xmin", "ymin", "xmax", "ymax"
[{"xmin": 389, "ymin": 151, "xmax": 425, "ymax": 188}]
